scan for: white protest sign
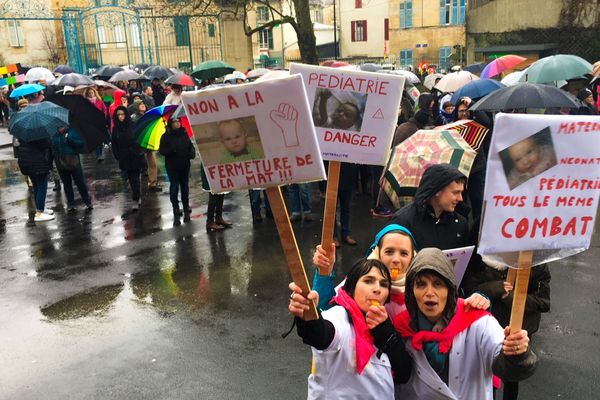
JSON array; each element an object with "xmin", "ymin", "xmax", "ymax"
[
  {"xmin": 289, "ymin": 63, "xmax": 404, "ymax": 165},
  {"xmin": 442, "ymin": 246, "xmax": 474, "ymax": 286},
  {"xmin": 181, "ymin": 75, "xmax": 326, "ymax": 193},
  {"xmin": 479, "ymin": 113, "xmax": 600, "ymax": 258}
]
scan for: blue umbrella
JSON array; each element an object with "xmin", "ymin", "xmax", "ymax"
[
  {"xmin": 9, "ymin": 83, "xmax": 46, "ymax": 99},
  {"xmin": 451, "ymin": 79, "xmax": 505, "ymax": 103},
  {"xmin": 8, "ymin": 102, "xmax": 69, "ymax": 142}
]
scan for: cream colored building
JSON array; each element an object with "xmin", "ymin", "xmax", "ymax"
[
  {"xmin": 388, "ymin": 0, "xmax": 466, "ymax": 70},
  {"xmin": 338, "ymin": 0, "xmax": 389, "ymax": 59}
]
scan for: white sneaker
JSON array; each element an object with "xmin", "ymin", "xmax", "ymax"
[
  {"xmin": 44, "ymin": 209, "xmax": 54, "ymax": 215},
  {"xmin": 35, "ymin": 212, "xmax": 55, "ymax": 222}
]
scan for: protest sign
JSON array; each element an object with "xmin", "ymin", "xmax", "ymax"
[
  {"xmin": 442, "ymin": 246, "xmax": 474, "ymax": 286},
  {"xmin": 289, "ymin": 63, "xmax": 405, "ymax": 165},
  {"xmin": 479, "ymin": 113, "xmax": 600, "ymax": 263},
  {"xmin": 181, "ymin": 75, "xmax": 326, "ymax": 194},
  {"xmin": 0, "ymin": 63, "xmax": 26, "ymax": 86}
]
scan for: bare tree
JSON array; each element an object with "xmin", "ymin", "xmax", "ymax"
[{"xmin": 40, "ymin": 25, "xmax": 65, "ymax": 65}]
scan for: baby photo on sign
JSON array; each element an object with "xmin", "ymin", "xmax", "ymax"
[
  {"xmin": 193, "ymin": 116, "xmax": 265, "ymax": 166},
  {"xmin": 499, "ymin": 127, "xmax": 558, "ymax": 190},
  {"xmin": 312, "ymin": 88, "xmax": 368, "ymax": 132}
]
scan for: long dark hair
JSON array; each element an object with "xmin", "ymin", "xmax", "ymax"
[
  {"xmin": 343, "ymin": 258, "xmax": 392, "ymax": 304},
  {"xmin": 405, "ymin": 270, "xmax": 458, "ymax": 326},
  {"xmin": 113, "ymin": 105, "xmax": 131, "ymax": 130}
]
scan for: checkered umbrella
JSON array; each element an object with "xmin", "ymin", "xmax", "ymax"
[
  {"xmin": 434, "ymin": 120, "xmax": 490, "ymax": 151},
  {"xmin": 382, "ymin": 130, "xmax": 476, "ymax": 209}
]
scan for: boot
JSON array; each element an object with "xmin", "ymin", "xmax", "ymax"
[{"xmin": 53, "ymin": 179, "xmax": 61, "ymax": 192}]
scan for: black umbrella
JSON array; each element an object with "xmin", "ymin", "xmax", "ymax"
[
  {"xmin": 142, "ymin": 66, "xmax": 174, "ymax": 81},
  {"xmin": 51, "ymin": 73, "xmax": 95, "ymax": 87},
  {"xmin": 133, "ymin": 63, "xmax": 151, "ymax": 73},
  {"xmin": 46, "ymin": 94, "xmax": 107, "ymax": 153},
  {"xmin": 470, "ymin": 83, "xmax": 581, "ymax": 111},
  {"xmin": 93, "ymin": 65, "xmax": 125, "ymax": 80},
  {"xmin": 463, "ymin": 62, "xmax": 486, "ymax": 75},
  {"xmin": 53, "ymin": 65, "xmax": 75, "ymax": 75}
]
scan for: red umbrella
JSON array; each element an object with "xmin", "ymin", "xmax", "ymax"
[
  {"xmin": 481, "ymin": 55, "xmax": 527, "ymax": 79},
  {"xmin": 164, "ymin": 73, "xmax": 197, "ymax": 87},
  {"xmin": 319, "ymin": 60, "xmax": 351, "ymax": 68}
]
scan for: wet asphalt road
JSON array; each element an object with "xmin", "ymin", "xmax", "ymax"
[{"xmin": 0, "ymin": 149, "xmax": 599, "ymax": 399}]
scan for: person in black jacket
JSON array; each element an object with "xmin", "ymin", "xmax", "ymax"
[
  {"xmin": 159, "ymin": 117, "xmax": 195, "ymax": 221},
  {"xmin": 111, "ymin": 106, "xmax": 145, "ymax": 210},
  {"xmin": 389, "ymin": 163, "xmax": 469, "ymax": 251},
  {"xmin": 16, "ymin": 137, "xmax": 54, "ymax": 222}
]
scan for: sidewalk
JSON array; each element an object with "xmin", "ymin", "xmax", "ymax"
[{"xmin": 0, "ymin": 126, "xmax": 11, "ymax": 148}]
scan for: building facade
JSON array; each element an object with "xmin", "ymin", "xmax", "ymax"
[
  {"xmin": 338, "ymin": 0, "xmax": 389, "ymax": 59},
  {"xmin": 388, "ymin": 0, "xmax": 466, "ymax": 70}
]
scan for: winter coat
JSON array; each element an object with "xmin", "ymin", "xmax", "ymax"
[
  {"xmin": 151, "ymin": 83, "xmax": 166, "ymax": 106},
  {"xmin": 159, "ymin": 127, "xmax": 195, "ymax": 170},
  {"xmin": 390, "ymin": 164, "xmax": 469, "ymax": 250},
  {"xmin": 51, "ymin": 128, "xmax": 84, "ymax": 156},
  {"xmin": 392, "ymin": 109, "xmax": 429, "ymax": 147},
  {"xmin": 111, "ymin": 106, "xmax": 145, "ymax": 171},
  {"xmin": 472, "ymin": 260, "xmax": 551, "ymax": 335},
  {"xmin": 17, "ymin": 138, "xmax": 52, "ymax": 176},
  {"xmin": 109, "ymin": 90, "xmax": 127, "ymax": 129},
  {"xmin": 163, "ymin": 91, "xmax": 182, "ymax": 105}
]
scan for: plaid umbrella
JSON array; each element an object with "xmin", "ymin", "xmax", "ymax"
[
  {"xmin": 382, "ymin": 130, "xmax": 476, "ymax": 209},
  {"xmin": 434, "ymin": 120, "xmax": 489, "ymax": 151}
]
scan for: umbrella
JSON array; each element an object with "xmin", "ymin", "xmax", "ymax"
[
  {"xmin": 434, "ymin": 71, "xmax": 479, "ymax": 93},
  {"xmin": 8, "ymin": 102, "xmax": 69, "ymax": 142},
  {"xmin": 25, "ymin": 67, "xmax": 55, "ymax": 83},
  {"xmin": 434, "ymin": 120, "xmax": 490, "ymax": 151},
  {"xmin": 109, "ymin": 70, "xmax": 142, "ymax": 82},
  {"xmin": 500, "ymin": 70, "xmax": 526, "ymax": 86},
  {"xmin": 51, "ymin": 73, "xmax": 96, "ymax": 87},
  {"xmin": 470, "ymin": 83, "xmax": 581, "ymax": 111},
  {"xmin": 191, "ymin": 60, "xmax": 235, "ymax": 81},
  {"xmin": 463, "ymin": 62, "xmax": 486, "ymax": 75},
  {"xmin": 520, "ymin": 54, "xmax": 593, "ymax": 83},
  {"xmin": 382, "ymin": 129, "xmax": 476, "ymax": 209},
  {"xmin": 480, "ymin": 55, "xmax": 526, "ymax": 79},
  {"xmin": 223, "ymin": 71, "xmax": 247, "ymax": 84},
  {"xmin": 593, "ymin": 61, "xmax": 600, "ymax": 77},
  {"xmin": 9, "ymin": 83, "xmax": 46, "ymax": 98},
  {"xmin": 450, "ymin": 79, "xmax": 505, "ymax": 103},
  {"xmin": 246, "ymin": 68, "xmax": 270, "ymax": 80},
  {"xmin": 142, "ymin": 65, "xmax": 174, "ymax": 81},
  {"xmin": 164, "ymin": 73, "xmax": 197, "ymax": 87},
  {"xmin": 359, "ymin": 63, "xmax": 381, "ymax": 72},
  {"xmin": 133, "ymin": 104, "xmax": 179, "ymax": 150},
  {"xmin": 133, "ymin": 63, "xmax": 151, "ymax": 73},
  {"xmin": 423, "ymin": 73, "xmax": 444, "ymax": 90},
  {"xmin": 93, "ymin": 65, "xmax": 124, "ymax": 79},
  {"xmin": 378, "ymin": 69, "xmax": 421, "ymax": 84},
  {"xmin": 46, "ymin": 94, "xmax": 107, "ymax": 153},
  {"xmin": 53, "ymin": 65, "xmax": 74, "ymax": 75}
]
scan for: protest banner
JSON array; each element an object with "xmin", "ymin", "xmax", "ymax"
[
  {"xmin": 442, "ymin": 245, "xmax": 474, "ymax": 286},
  {"xmin": 181, "ymin": 75, "xmax": 326, "ymax": 320},
  {"xmin": 478, "ymin": 113, "xmax": 600, "ymax": 331},
  {"xmin": 290, "ymin": 64, "xmax": 404, "ymax": 272},
  {"xmin": 0, "ymin": 64, "xmax": 26, "ymax": 86}
]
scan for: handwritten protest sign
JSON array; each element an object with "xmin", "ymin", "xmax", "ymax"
[
  {"xmin": 0, "ymin": 63, "xmax": 26, "ymax": 86},
  {"xmin": 442, "ymin": 246, "xmax": 474, "ymax": 286},
  {"xmin": 289, "ymin": 63, "xmax": 404, "ymax": 166},
  {"xmin": 479, "ymin": 113, "xmax": 600, "ymax": 264},
  {"xmin": 181, "ymin": 75, "xmax": 326, "ymax": 193}
]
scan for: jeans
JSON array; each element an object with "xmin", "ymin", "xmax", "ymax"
[
  {"xmin": 167, "ymin": 167, "xmax": 190, "ymax": 210},
  {"xmin": 249, "ymin": 189, "xmax": 270, "ymax": 215},
  {"xmin": 334, "ymin": 188, "xmax": 354, "ymax": 239},
  {"xmin": 288, "ymin": 183, "xmax": 311, "ymax": 214},
  {"xmin": 127, "ymin": 170, "xmax": 141, "ymax": 201},
  {"xmin": 58, "ymin": 163, "xmax": 91, "ymax": 206},
  {"xmin": 29, "ymin": 173, "xmax": 49, "ymax": 212},
  {"xmin": 95, "ymin": 144, "xmax": 104, "ymax": 159}
]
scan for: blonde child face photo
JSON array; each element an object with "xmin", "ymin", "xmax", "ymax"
[
  {"xmin": 500, "ymin": 127, "xmax": 558, "ymax": 190},
  {"xmin": 193, "ymin": 116, "xmax": 265, "ymax": 166}
]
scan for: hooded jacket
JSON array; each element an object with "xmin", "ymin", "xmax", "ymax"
[
  {"xmin": 390, "ymin": 164, "xmax": 469, "ymax": 251},
  {"xmin": 392, "ymin": 109, "xmax": 430, "ymax": 147},
  {"xmin": 111, "ymin": 106, "xmax": 145, "ymax": 171},
  {"xmin": 159, "ymin": 124, "xmax": 195, "ymax": 170},
  {"xmin": 109, "ymin": 90, "xmax": 127, "ymax": 129}
]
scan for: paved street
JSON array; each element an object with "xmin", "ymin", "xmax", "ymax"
[{"xmin": 0, "ymin": 151, "xmax": 599, "ymax": 399}]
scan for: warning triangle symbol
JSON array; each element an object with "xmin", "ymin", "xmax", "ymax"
[{"xmin": 372, "ymin": 108, "xmax": 384, "ymax": 119}]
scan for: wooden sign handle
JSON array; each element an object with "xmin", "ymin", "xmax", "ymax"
[
  {"xmin": 506, "ymin": 267, "xmax": 517, "ymax": 287},
  {"xmin": 320, "ymin": 160, "xmax": 341, "ymax": 276},
  {"xmin": 509, "ymin": 250, "xmax": 533, "ymax": 333},
  {"xmin": 266, "ymin": 186, "xmax": 319, "ymax": 321}
]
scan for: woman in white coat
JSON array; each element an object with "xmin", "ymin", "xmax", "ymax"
[
  {"xmin": 392, "ymin": 248, "xmax": 537, "ymax": 399},
  {"xmin": 289, "ymin": 259, "xmax": 412, "ymax": 399}
]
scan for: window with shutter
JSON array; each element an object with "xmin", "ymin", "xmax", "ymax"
[
  {"xmin": 115, "ymin": 25, "xmax": 126, "ymax": 48},
  {"xmin": 351, "ymin": 20, "xmax": 356, "ymax": 42},
  {"xmin": 174, "ymin": 16, "xmax": 190, "ymax": 47},
  {"xmin": 399, "ymin": 1, "xmax": 413, "ymax": 28},
  {"xmin": 355, "ymin": 0, "xmax": 362, "ymax": 8},
  {"xmin": 7, "ymin": 20, "xmax": 24, "ymax": 47},
  {"xmin": 384, "ymin": 18, "xmax": 389, "ymax": 41},
  {"xmin": 208, "ymin": 23, "xmax": 215, "ymax": 38},
  {"xmin": 129, "ymin": 24, "xmax": 140, "ymax": 47}
]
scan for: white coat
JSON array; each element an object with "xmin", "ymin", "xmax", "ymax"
[
  {"xmin": 396, "ymin": 314, "xmax": 505, "ymax": 400},
  {"xmin": 307, "ymin": 306, "xmax": 394, "ymax": 400}
]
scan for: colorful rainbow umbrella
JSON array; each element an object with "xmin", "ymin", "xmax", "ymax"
[
  {"xmin": 133, "ymin": 104, "xmax": 179, "ymax": 150},
  {"xmin": 480, "ymin": 55, "xmax": 526, "ymax": 79}
]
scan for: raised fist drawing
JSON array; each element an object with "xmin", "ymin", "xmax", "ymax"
[{"xmin": 270, "ymin": 103, "xmax": 299, "ymax": 148}]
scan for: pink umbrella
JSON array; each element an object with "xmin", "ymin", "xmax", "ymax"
[{"xmin": 481, "ymin": 55, "xmax": 527, "ymax": 79}]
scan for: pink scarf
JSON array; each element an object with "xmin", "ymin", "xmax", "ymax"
[{"xmin": 331, "ymin": 288, "xmax": 375, "ymax": 374}]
